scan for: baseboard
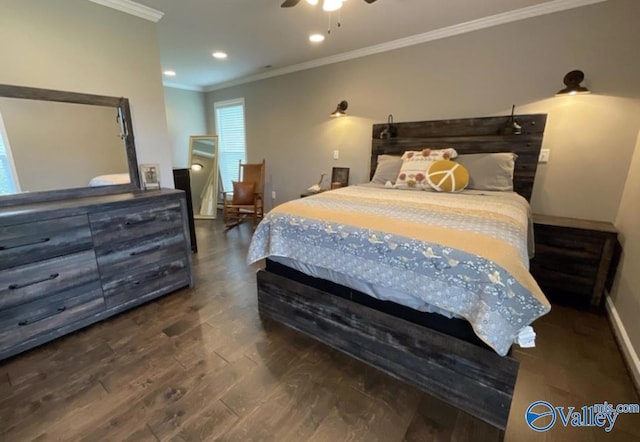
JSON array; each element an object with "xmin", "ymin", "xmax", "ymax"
[{"xmin": 606, "ymin": 295, "xmax": 640, "ymax": 393}]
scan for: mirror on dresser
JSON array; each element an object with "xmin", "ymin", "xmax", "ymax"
[
  {"xmin": 188, "ymin": 135, "xmax": 219, "ymax": 219},
  {"xmin": 0, "ymin": 84, "xmax": 140, "ymax": 207}
]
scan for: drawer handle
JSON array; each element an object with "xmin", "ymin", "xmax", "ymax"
[
  {"xmin": 0, "ymin": 237, "xmax": 50, "ymax": 251},
  {"xmin": 125, "ymin": 216, "xmax": 157, "ymax": 227},
  {"xmin": 130, "ymin": 245, "xmax": 161, "ymax": 256},
  {"xmin": 18, "ymin": 306, "xmax": 66, "ymax": 326},
  {"xmin": 8, "ymin": 273, "xmax": 60, "ymax": 290},
  {"xmin": 134, "ymin": 271, "xmax": 164, "ymax": 285}
]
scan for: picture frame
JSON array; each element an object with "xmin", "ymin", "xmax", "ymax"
[
  {"xmin": 140, "ymin": 163, "xmax": 161, "ymax": 190},
  {"xmin": 331, "ymin": 167, "xmax": 349, "ymax": 188}
]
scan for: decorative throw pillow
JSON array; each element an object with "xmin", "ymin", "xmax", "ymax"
[
  {"xmin": 395, "ymin": 148, "xmax": 458, "ymax": 189},
  {"xmin": 427, "ymin": 160, "xmax": 469, "ymax": 192},
  {"xmin": 455, "ymin": 153, "xmax": 517, "ymax": 191},
  {"xmin": 371, "ymin": 155, "xmax": 403, "ymax": 184},
  {"xmin": 232, "ymin": 181, "xmax": 256, "ymax": 205}
]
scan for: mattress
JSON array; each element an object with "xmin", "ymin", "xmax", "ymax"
[{"xmin": 248, "ymin": 184, "xmax": 550, "ymax": 356}]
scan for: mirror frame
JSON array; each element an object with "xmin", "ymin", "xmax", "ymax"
[
  {"xmin": 188, "ymin": 135, "xmax": 219, "ymax": 219},
  {"xmin": 0, "ymin": 84, "xmax": 140, "ymax": 207}
]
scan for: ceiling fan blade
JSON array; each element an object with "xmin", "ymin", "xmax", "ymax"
[
  {"xmin": 363, "ymin": 0, "xmax": 377, "ymax": 3},
  {"xmin": 281, "ymin": 0, "xmax": 302, "ymax": 7}
]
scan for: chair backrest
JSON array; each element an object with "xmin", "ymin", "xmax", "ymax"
[{"xmin": 238, "ymin": 159, "xmax": 265, "ymax": 194}]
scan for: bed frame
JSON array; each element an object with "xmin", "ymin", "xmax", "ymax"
[{"xmin": 257, "ymin": 114, "xmax": 547, "ymax": 434}]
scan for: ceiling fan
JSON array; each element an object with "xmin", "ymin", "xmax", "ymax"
[{"xmin": 281, "ymin": 0, "xmax": 377, "ymax": 10}]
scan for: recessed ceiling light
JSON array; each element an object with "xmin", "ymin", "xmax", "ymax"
[
  {"xmin": 309, "ymin": 34, "xmax": 325, "ymax": 43},
  {"xmin": 212, "ymin": 51, "xmax": 228, "ymax": 60},
  {"xmin": 163, "ymin": 70, "xmax": 176, "ymax": 77}
]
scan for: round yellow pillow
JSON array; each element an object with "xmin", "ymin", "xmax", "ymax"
[{"xmin": 427, "ymin": 160, "xmax": 469, "ymax": 192}]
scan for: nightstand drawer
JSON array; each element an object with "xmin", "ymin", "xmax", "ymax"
[
  {"xmin": 533, "ymin": 225, "xmax": 604, "ymax": 259},
  {"xmin": 530, "ymin": 260, "xmax": 594, "ymax": 297},
  {"xmin": 89, "ymin": 200, "xmax": 183, "ymax": 247},
  {"xmin": 531, "ymin": 215, "xmax": 618, "ymax": 311},
  {"xmin": 101, "ymin": 258, "xmax": 190, "ymax": 309},
  {"xmin": 0, "ymin": 249, "xmax": 100, "ymax": 311},
  {"xmin": 0, "ymin": 215, "xmax": 93, "ymax": 270},
  {"xmin": 0, "ymin": 284, "xmax": 104, "ymax": 353}
]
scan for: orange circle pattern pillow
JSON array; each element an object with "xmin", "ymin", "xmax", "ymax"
[{"xmin": 427, "ymin": 160, "xmax": 469, "ymax": 192}]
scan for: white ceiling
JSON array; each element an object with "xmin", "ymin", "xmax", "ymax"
[{"xmin": 131, "ymin": 0, "xmax": 602, "ymax": 91}]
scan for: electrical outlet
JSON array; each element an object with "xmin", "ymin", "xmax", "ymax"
[
  {"xmin": 271, "ymin": 191, "xmax": 276, "ymax": 199},
  {"xmin": 333, "ymin": 150, "xmax": 339, "ymax": 160},
  {"xmin": 539, "ymin": 149, "xmax": 550, "ymax": 163}
]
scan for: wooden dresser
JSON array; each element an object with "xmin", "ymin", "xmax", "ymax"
[
  {"xmin": 530, "ymin": 214, "xmax": 619, "ymax": 311},
  {"xmin": 0, "ymin": 189, "xmax": 193, "ymax": 361}
]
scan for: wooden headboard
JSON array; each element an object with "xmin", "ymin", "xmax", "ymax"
[{"xmin": 371, "ymin": 114, "xmax": 547, "ymax": 201}]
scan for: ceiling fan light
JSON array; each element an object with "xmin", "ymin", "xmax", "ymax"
[
  {"xmin": 309, "ymin": 33, "xmax": 325, "ymax": 43},
  {"xmin": 323, "ymin": 0, "xmax": 343, "ymax": 12},
  {"xmin": 305, "ymin": 0, "xmax": 319, "ymax": 5}
]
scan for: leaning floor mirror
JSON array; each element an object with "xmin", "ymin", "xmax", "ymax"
[{"xmin": 189, "ymin": 135, "xmax": 219, "ymax": 219}]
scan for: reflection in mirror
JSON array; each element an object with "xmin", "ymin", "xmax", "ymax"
[
  {"xmin": 0, "ymin": 98, "xmax": 129, "ymax": 194},
  {"xmin": 0, "ymin": 84, "xmax": 140, "ymax": 207},
  {"xmin": 189, "ymin": 135, "xmax": 219, "ymax": 219}
]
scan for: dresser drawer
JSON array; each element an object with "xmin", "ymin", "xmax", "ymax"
[
  {"xmin": 0, "ymin": 215, "xmax": 93, "ymax": 270},
  {"xmin": 89, "ymin": 200, "xmax": 183, "ymax": 247},
  {"xmin": 102, "ymin": 258, "xmax": 190, "ymax": 309},
  {"xmin": 94, "ymin": 229, "xmax": 187, "ymax": 278},
  {"xmin": 0, "ymin": 283, "xmax": 104, "ymax": 354},
  {"xmin": 0, "ymin": 249, "xmax": 100, "ymax": 310}
]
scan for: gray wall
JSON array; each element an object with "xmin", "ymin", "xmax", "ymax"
[
  {"xmin": 164, "ymin": 87, "xmax": 208, "ymax": 168},
  {"xmin": 0, "ymin": 0, "xmax": 174, "ymax": 188},
  {"xmin": 206, "ymin": 0, "xmax": 640, "ymax": 370},
  {"xmin": 611, "ymin": 129, "xmax": 640, "ymax": 378}
]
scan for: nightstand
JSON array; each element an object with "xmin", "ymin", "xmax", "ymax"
[{"xmin": 530, "ymin": 214, "xmax": 620, "ymax": 311}]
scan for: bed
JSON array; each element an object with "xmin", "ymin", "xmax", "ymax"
[
  {"xmin": 88, "ymin": 173, "xmax": 131, "ymax": 186},
  {"xmin": 249, "ymin": 114, "xmax": 548, "ymax": 434}
]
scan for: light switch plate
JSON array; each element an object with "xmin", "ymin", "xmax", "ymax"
[
  {"xmin": 539, "ymin": 149, "xmax": 550, "ymax": 163},
  {"xmin": 333, "ymin": 150, "xmax": 339, "ymax": 160}
]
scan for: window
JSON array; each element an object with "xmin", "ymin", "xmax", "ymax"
[
  {"xmin": 0, "ymin": 113, "xmax": 19, "ymax": 195},
  {"xmin": 214, "ymin": 98, "xmax": 247, "ymax": 192}
]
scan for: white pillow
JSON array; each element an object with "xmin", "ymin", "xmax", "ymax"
[
  {"xmin": 395, "ymin": 148, "xmax": 458, "ymax": 189},
  {"xmin": 371, "ymin": 155, "xmax": 403, "ymax": 184}
]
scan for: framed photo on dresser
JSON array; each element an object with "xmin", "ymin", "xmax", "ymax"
[{"xmin": 140, "ymin": 163, "xmax": 161, "ymax": 190}]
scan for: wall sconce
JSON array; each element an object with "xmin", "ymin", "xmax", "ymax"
[
  {"xmin": 380, "ymin": 114, "xmax": 397, "ymax": 139},
  {"xmin": 556, "ymin": 70, "xmax": 591, "ymax": 95},
  {"xmin": 330, "ymin": 100, "xmax": 348, "ymax": 117},
  {"xmin": 501, "ymin": 104, "xmax": 522, "ymax": 135}
]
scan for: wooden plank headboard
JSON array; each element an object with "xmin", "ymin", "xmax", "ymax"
[{"xmin": 371, "ymin": 114, "xmax": 547, "ymax": 201}]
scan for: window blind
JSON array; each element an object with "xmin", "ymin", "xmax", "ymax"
[{"xmin": 214, "ymin": 99, "xmax": 247, "ymax": 193}]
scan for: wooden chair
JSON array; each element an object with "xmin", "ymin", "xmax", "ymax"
[{"xmin": 222, "ymin": 159, "xmax": 265, "ymax": 229}]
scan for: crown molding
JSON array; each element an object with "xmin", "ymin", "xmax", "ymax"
[
  {"xmin": 205, "ymin": 0, "xmax": 607, "ymax": 92},
  {"xmin": 163, "ymin": 82, "xmax": 204, "ymax": 92},
  {"xmin": 87, "ymin": 0, "xmax": 164, "ymax": 22}
]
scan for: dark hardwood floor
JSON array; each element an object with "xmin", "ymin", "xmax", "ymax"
[{"xmin": 1, "ymin": 218, "xmax": 638, "ymax": 441}]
